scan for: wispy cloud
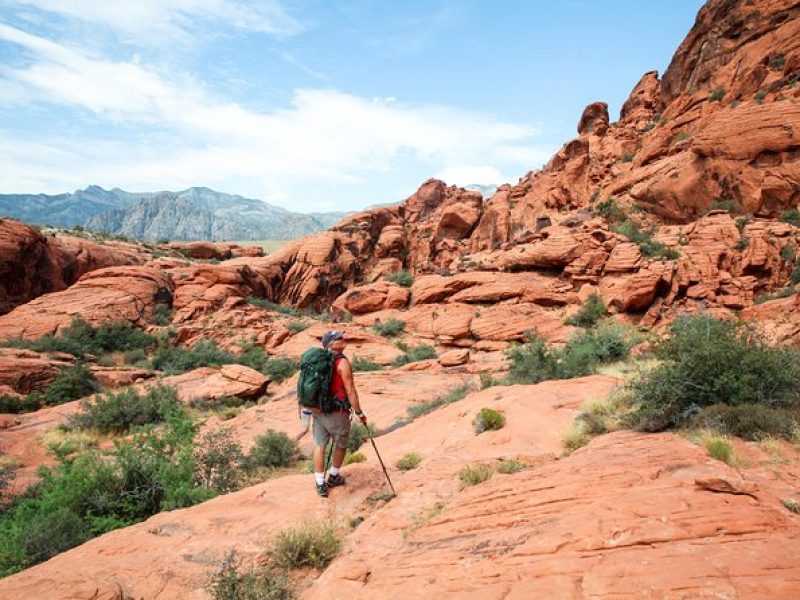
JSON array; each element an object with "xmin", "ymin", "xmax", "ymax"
[
  {"xmin": 5, "ymin": 0, "xmax": 302, "ymax": 46},
  {"xmin": 0, "ymin": 22, "xmax": 552, "ymax": 209}
]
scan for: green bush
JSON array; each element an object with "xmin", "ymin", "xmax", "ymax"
[
  {"xmin": 612, "ymin": 220, "xmax": 679, "ymax": 260},
  {"xmin": 343, "ymin": 452, "xmax": 366, "ymax": 465},
  {"xmin": 458, "ymin": 464, "xmax": 493, "ymax": 489},
  {"xmin": 352, "ymin": 357, "xmax": 382, "ymax": 372},
  {"xmin": 754, "ymin": 90, "xmax": 766, "ymax": 104},
  {"xmin": 780, "ymin": 244, "xmax": 796, "ymax": 262},
  {"xmin": 5, "ymin": 316, "xmax": 156, "ymax": 358},
  {"xmin": 373, "ymin": 318, "xmax": 406, "ymax": 338},
  {"xmin": 207, "ymin": 550, "xmax": 292, "ymax": 600},
  {"xmin": 123, "ymin": 348, "xmax": 148, "ymax": 367},
  {"xmin": 769, "ymin": 53, "xmax": 785, "ymax": 71},
  {"xmin": 672, "ymin": 131, "xmax": 690, "ymax": 144},
  {"xmin": 496, "ymin": 459, "xmax": 526, "ymax": 474},
  {"xmin": 709, "ymin": 87, "xmax": 726, "ymax": 101},
  {"xmin": 385, "ymin": 270, "xmax": 414, "ymax": 287},
  {"xmin": 564, "ymin": 294, "xmax": 607, "ymax": 328},
  {"xmin": 473, "ymin": 408, "xmax": 506, "ymax": 433},
  {"xmin": 0, "ymin": 456, "xmax": 19, "ymax": 496},
  {"xmin": 194, "ymin": 427, "xmax": 244, "ymax": 492},
  {"xmin": 621, "ymin": 152, "xmax": 635, "ymax": 163},
  {"xmin": 396, "ymin": 452, "xmax": 422, "ymax": 471},
  {"xmin": 392, "ymin": 344, "xmax": 436, "ymax": 367},
  {"xmin": 247, "ymin": 297, "xmax": 302, "ymax": 317},
  {"xmin": 286, "ymin": 321, "xmax": 309, "ymax": 334},
  {"xmin": 505, "ymin": 326, "xmax": 633, "ymax": 385},
  {"xmin": 267, "ymin": 520, "xmax": 340, "ymax": 569},
  {"xmin": 695, "ymin": 403, "xmax": 799, "ymax": 440},
  {"xmin": 152, "ymin": 304, "xmax": 173, "ymax": 326},
  {"xmin": 780, "ymin": 208, "xmax": 800, "ymax": 228},
  {"xmin": 44, "ymin": 363, "xmax": 99, "ymax": 405},
  {"xmin": 594, "ymin": 198, "xmax": 626, "ymax": 224},
  {"xmin": 150, "ymin": 339, "xmax": 236, "ymax": 374},
  {"xmin": 407, "ymin": 384, "xmax": 470, "ymax": 420},
  {"xmin": 246, "ymin": 430, "xmax": 299, "ymax": 470},
  {"xmin": 69, "ymin": 384, "xmax": 181, "ymax": 434},
  {"xmin": 629, "ymin": 315, "xmax": 800, "ymax": 432},
  {"xmin": 791, "ymin": 264, "xmax": 800, "ymax": 286},
  {"xmin": 236, "ymin": 344, "xmax": 297, "ymax": 383},
  {"xmin": 347, "ymin": 422, "xmax": 377, "ymax": 453},
  {"xmin": 704, "ymin": 437, "xmax": 737, "ymax": 466},
  {"xmin": 0, "ymin": 408, "xmax": 214, "ymax": 576},
  {"xmin": 0, "ymin": 393, "xmax": 41, "ymax": 414}
]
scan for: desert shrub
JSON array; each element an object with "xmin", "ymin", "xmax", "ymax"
[
  {"xmin": 562, "ymin": 422, "xmax": 591, "ymax": 453},
  {"xmin": 44, "ymin": 363, "xmax": 99, "ymax": 405},
  {"xmin": 781, "ymin": 244, "xmax": 797, "ymax": 262},
  {"xmin": 152, "ymin": 304, "xmax": 173, "ymax": 326},
  {"xmin": 150, "ymin": 339, "xmax": 236, "ymax": 374},
  {"xmin": 505, "ymin": 326, "xmax": 632, "ymax": 385},
  {"xmin": 343, "ymin": 452, "xmax": 366, "ymax": 465},
  {"xmin": 352, "ymin": 357, "xmax": 382, "ymax": 372},
  {"xmin": 373, "ymin": 318, "xmax": 405, "ymax": 338},
  {"xmin": 621, "ymin": 152, "xmax": 635, "ymax": 162},
  {"xmin": 594, "ymin": 198, "xmax": 626, "ymax": 224},
  {"xmin": 672, "ymin": 131, "xmax": 690, "ymax": 144},
  {"xmin": 755, "ymin": 286, "xmax": 795, "ymax": 304},
  {"xmin": 407, "ymin": 384, "xmax": 470, "ymax": 419},
  {"xmin": 704, "ymin": 436, "xmax": 738, "ymax": 466},
  {"xmin": 392, "ymin": 344, "xmax": 436, "ymax": 367},
  {"xmin": 194, "ymin": 427, "xmax": 244, "ymax": 492},
  {"xmin": 709, "ymin": 87, "xmax": 726, "ymax": 101},
  {"xmin": 769, "ymin": 53, "xmax": 786, "ymax": 71},
  {"xmin": 207, "ymin": 550, "xmax": 292, "ymax": 600},
  {"xmin": 267, "ymin": 520, "xmax": 341, "ymax": 569},
  {"xmin": 260, "ymin": 358, "xmax": 298, "ymax": 383},
  {"xmin": 0, "ymin": 409, "xmax": 212, "ymax": 576},
  {"xmin": 123, "ymin": 348, "xmax": 148, "ymax": 366},
  {"xmin": 754, "ymin": 90, "xmax": 766, "ymax": 104},
  {"xmin": 791, "ymin": 264, "xmax": 800, "ymax": 285},
  {"xmin": 69, "ymin": 384, "xmax": 180, "ymax": 434},
  {"xmin": 458, "ymin": 464, "xmax": 493, "ymax": 489},
  {"xmin": 189, "ymin": 395, "xmax": 246, "ymax": 411},
  {"xmin": 473, "ymin": 408, "xmax": 505, "ymax": 433},
  {"xmin": 629, "ymin": 315, "xmax": 800, "ymax": 432},
  {"xmin": 611, "ymin": 220, "xmax": 679, "ymax": 260},
  {"xmin": 396, "ymin": 452, "xmax": 422, "ymax": 471},
  {"xmin": 0, "ymin": 455, "xmax": 19, "ymax": 496},
  {"xmin": 41, "ymin": 428, "xmax": 98, "ymax": 461},
  {"xmin": 695, "ymin": 403, "xmax": 799, "ymax": 440},
  {"xmin": 236, "ymin": 344, "xmax": 298, "ymax": 383},
  {"xmin": 246, "ymin": 430, "xmax": 298, "ymax": 470},
  {"xmin": 707, "ymin": 200, "xmax": 737, "ymax": 213},
  {"xmin": 0, "ymin": 393, "xmax": 41, "ymax": 414},
  {"xmin": 496, "ymin": 459, "xmax": 526, "ymax": 474},
  {"xmin": 286, "ymin": 321, "xmax": 309, "ymax": 334},
  {"xmin": 246, "ymin": 297, "xmax": 305, "ymax": 318},
  {"xmin": 347, "ymin": 422, "xmax": 377, "ymax": 453},
  {"xmin": 780, "ymin": 208, "xmax": 800, "ymax": 228},
  {"xmin": 5, "ymin": 316, "xmax": 156, "ymax": 358},
  {"xmin": 564, "ymin": 293, "xmax": 607, "ymax": 328},
  {"xmin": 385, "ymin": 270, "xmax": 414, "ymax": 287}
]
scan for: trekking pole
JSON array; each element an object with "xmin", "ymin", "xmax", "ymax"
[
  {"xmin": 366, "ymin": 432, "xmax": 396, "ymax": 496},
  {"xmin": 324, "ymin": 439, "xmax": 334, "ymax": 473}
]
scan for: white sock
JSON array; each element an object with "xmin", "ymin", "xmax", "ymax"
[
  {"xmin": 315, "ymin": 472, "xmax": 325, "ymax": 485},
  {"xmin": 328, "ymin": 466, "xmax": 340, "ymax": 477}
]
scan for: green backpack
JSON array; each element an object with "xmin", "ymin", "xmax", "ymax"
[{"xmin": 297, "ymin": 347, "xmax": 337, "ymax": 412}]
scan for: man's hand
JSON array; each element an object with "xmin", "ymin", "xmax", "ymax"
[{"xmin": 355, "ymin": 410, "xmax": 367, "ymax": 425}]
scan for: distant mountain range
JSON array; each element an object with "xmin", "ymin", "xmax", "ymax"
[{"xmin": 0, "ymin": 186, "xmax": 350, "ymax": 241}]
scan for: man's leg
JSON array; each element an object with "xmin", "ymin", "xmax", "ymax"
[
  {"xmin": 311, "ymin": 416, "xmax": 331, "ymax": 497},
  {"xmin": 330, "ymin": 445, "xmax": 347, "ymax": 469},
  {"xmin": 326, "ymin": 414, "xmax": 351, "ymax": 487}
]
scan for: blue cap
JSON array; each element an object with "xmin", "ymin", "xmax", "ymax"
[{"xmin": 322, "ymin": 330, "xmax": 344, "ymax": 348}]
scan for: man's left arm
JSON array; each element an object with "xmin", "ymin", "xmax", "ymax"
[{"xmin": 339, "ymin": 359, "xmax": 365, "ymax": 423}]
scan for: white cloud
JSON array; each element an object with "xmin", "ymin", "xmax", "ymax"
[
  {"xmin": 0, "ymin": 23, "xmax": 555, "ymax": 210},
  {"xmin": 6, "ymin": 0, "xmax": 302, "ymax": 45},
  {"xmin": 435, "ymin": 165, "xmax": 507, "ymax": 187}
]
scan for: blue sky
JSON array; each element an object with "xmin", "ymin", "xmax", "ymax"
[{"xmin": 0, "ymin": 0, "xmax": 704, "ymax": 212}]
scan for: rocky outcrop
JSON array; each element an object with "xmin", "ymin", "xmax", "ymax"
[
  {"xmin": 0, "ymin": 349, "xmax": 73, "ymax": 394},
  {"xmin": 0, "ymin": 219, "xmax": 149, "ymax": 315},
  {"xmin": 0, "ymin": 266, "xmax": 174, "ymax": 341},
  {"xmin": 162, "ymin": 365, "xmax": 269, "ymax": 402}
]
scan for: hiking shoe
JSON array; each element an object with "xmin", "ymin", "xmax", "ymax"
[
  {"xmin": 326, "ymin": 473, "xmax": 346, "ymax": 488},
  {"xmin": 315, "ymin": 482, "xmax": 328, "ymax": 497}
]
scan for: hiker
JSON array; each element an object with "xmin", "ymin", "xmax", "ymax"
[{"xmin": 303, "ymin": 330, "xmax": 367, "ymax": 497}]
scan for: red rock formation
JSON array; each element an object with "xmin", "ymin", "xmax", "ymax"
[{"xmin": 0, "ymin": 219, "xmax": 149, "ymax": 315}]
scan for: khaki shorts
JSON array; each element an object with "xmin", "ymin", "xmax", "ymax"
[{"xmin": 312, "ymin": 412, "xmax": 351, "ymax": 449}]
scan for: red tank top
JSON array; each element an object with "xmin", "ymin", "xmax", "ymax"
[{"xmin": 330, "ymin": 355, "xmax": 348, "ymax": 400}]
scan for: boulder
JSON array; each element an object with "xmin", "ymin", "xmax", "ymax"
[
  {"xmin": 438, "ymin": 348, "xmax": 469, "ymax": 367},
  {"xmin": 162, "ymin": 365, "xmax": 269, "ymax": 402}
]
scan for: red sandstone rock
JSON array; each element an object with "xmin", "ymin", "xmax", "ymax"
[
  {"xmin": 0, "ymin": 348, "xmax": 73, "ymax": 394},
  {"xmin": 162, "ymin": 364, "xmax": 269, "ymax": 402},
  {"xmin": 438, "ymin": 348, "xmax": 469, "ymax": 366}
]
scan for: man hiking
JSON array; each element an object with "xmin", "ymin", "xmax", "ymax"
[{"xmin": 309, "ymin": 330, "xmax": 366, "ymax": 497}]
